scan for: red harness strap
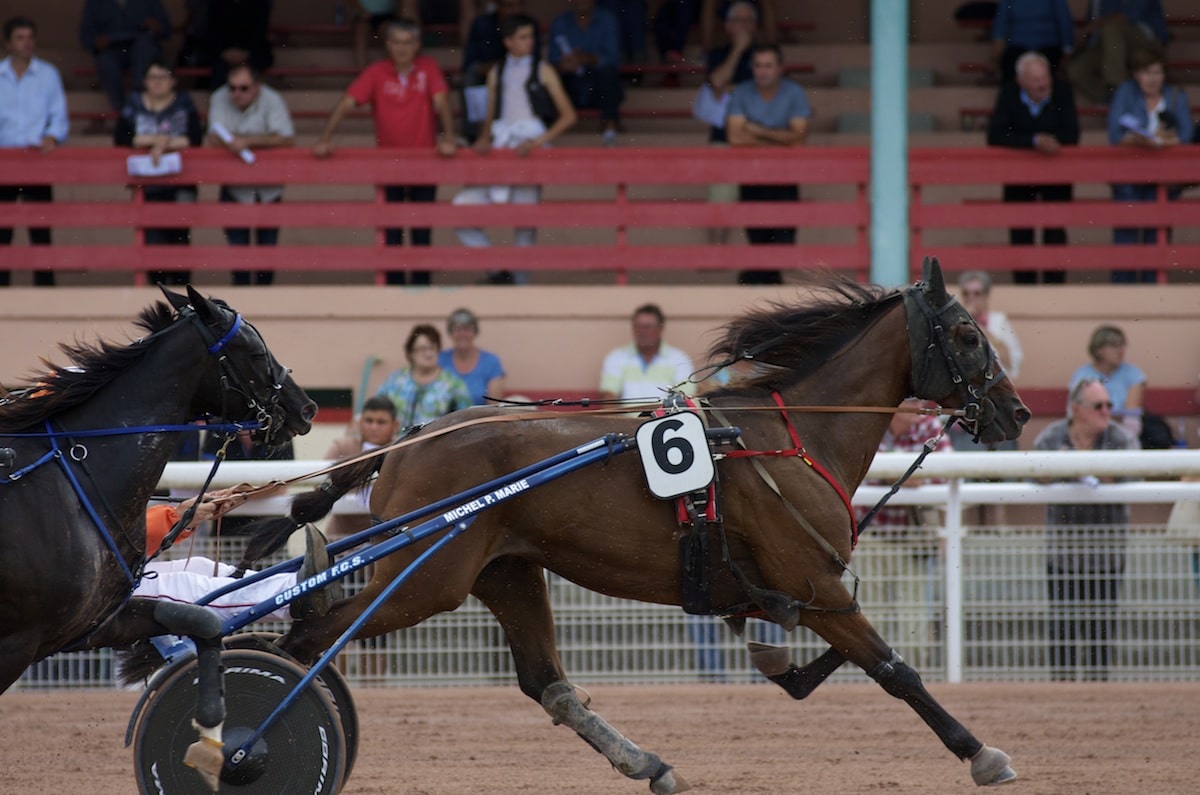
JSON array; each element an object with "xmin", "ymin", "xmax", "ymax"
[{"xmin": 724, "ymin": 392, "xmax": 860, "ymax": 548}]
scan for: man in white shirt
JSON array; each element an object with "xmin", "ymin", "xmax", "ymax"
[
  {"xmin": 206, "ymin": 62, "xmax": 295, "ymax": 285},
  {"xmin": 599, "ymin": 303, "xmax": 696, "ymax": 402}
]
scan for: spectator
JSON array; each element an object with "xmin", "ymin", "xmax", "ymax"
[
  {"xmin": 726, "ymin": 43, "xmax": 811, "ymax": 285},
  {"xmin": 596, "ymin": 0, "xmax": 648, "ymax": 65},
  {"xmin": 353, "ymin": 1, "xmax": 398, "ymax": 69},
  {"xmin": 956, "ymin": 270, "xmax": 1023, "ymax": 382},
  {"xmin": 437, "ymin": 308, "xmax": 508, "ymax": 405},
  {"xmin": 549, "ymin": 0, "xmax": 625, "ymax": 145},
  {"xmin": 453, "ymin": 13, "xmax": 577, "ymax": 283},
  {"xmin": 202, "ymin": 0, "xmax": 273, "ymax": 91},
  {"xmin": 79, "ymin": 0, "xmax": 170, "ymax": 114},
  {"xmin": 314, "ymin": 18, "xmax": 457, "ymax": 286},
  {"xmin": 700, "ymin": 0, "xmax": 776, "ymax": 53},
  {"xmin": 1068, "ymin": 0, "xmax": 1169, "ymax": 105},
  {"xmin": 1034, "ymin": 378, "xmax": 1138, "ymax": 681},
  {"xmin": 1106, "ymin": 48, "xmax": 1192, "ymax": 283},
  {"xmin": 1069, "ymin": 324, "xmax": 1147, "ymax": 440},
  {"xmin": 323, "ymin": 395, "xmax": 401, "ymax": 537},
  {"xmin": 701, "ymin": 1, "xmax": 757, "ymax": 246},
  {"xmin": 990, "ymin": 0, "xmax": 1074, "ymax": 82},
  {"xmin": 201, "ymin": 427, "xmax": 294, "ymax": 535},
  {"xmin": 599, "ymin": 303, "xmax": 696, "ymax": 401},
  {"xmin": 856, "ymin": 398, "xmax": 952, "ymax": 670},
  {"xmin": 986, "ymin": 50, "xmax": 1078, "ymax": 285},
  {"xmin": 460, "ymin": 0, "xmax": 539, "ymax": 142},
  {"xmin": 0, "ymin": 16, "xmax": 67, "ymax": 288},
  {"xmin": 114, "ymin": 60, "xmax": 204, "ymax": 286},
  {"xmin": 376, "ymin": 324, "xmax": 472, "ymax": 426},
  {"xmin": 205, "ymin": 62, "xmax": 296, "ymax": 286}
]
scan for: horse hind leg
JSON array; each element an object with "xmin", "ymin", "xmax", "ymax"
[
  {"xmin": 471, "ymin": 557, "xmax": 689, "ymax": 795},
  {"xmin": 747, "ymin": 642, "xmax": 847, "ymax": 700},
  {"xmin": 804, "ymin": 610, "xmax": 1017, "ymax": 787}
]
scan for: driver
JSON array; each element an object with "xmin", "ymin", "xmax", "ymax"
[{"xmin": 134, "ymin": 487, "xmax": 339, "ymax": 621}]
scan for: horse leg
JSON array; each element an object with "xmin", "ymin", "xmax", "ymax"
[
  {"xmin": 805, "ymin": 610, "xmax": 1017, "ymax": 787},
  {"xmin": 0, "ymin": 633, "xmax": 41, "ymax": 694},
  {"xmin": 747, "ymin": 642, "xmax": 847, "ymax": 699},
  {"xmin": 471, "ymin": 557, "xmax": 690, "ymax": 795}
]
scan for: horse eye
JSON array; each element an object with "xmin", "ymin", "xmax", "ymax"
[{"xmin": 962, "ymin": 330, "xmax": 980, "ymax": 348}]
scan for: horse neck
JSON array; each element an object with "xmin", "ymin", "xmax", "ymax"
[
  {"xmin": 51, "ymin": 330, "xmax": 211, "ymax": 531},
  {"xmin": 773, "ymin": 303, "xmax": 913, "ymax": 491}
]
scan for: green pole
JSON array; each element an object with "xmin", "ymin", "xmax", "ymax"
[{"xmin": 869, "ymin": 0, "xmax": 910, "ymax": 286}]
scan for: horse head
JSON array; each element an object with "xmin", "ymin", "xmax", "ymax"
[
  {"xmin": 162, "ymin": 286, "xmax": 317, "ymax": 444},
  {"xmin": 903, "ymin": 257, "xmax": 1030, "ymax": 444}
]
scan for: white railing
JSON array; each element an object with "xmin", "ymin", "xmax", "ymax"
[{"xmin": 20, "ymin": 450, "xmax": 1200, "ymax": 688}]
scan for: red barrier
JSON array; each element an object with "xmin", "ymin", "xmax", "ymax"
[{"xmin": 0, "ymin": 145, "xmax": 1197, "ymax": 284}]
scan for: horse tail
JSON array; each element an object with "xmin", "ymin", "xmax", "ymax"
[
  {"xmin": 234, "ymin": 454, "xmax": 384, "ymax": 571},
  {"xmin": 115, "ymin": 640, "xmax": 165, "ymax": 687}
]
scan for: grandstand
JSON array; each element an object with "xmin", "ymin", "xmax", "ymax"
[{"xmin": 1, "ymin": 0, "xmax": 1197, "ymax": 422}]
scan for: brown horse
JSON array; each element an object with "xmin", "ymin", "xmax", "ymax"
[{"xmin": 278, "ymin": 259, "xmax": 1029, "ymax": 792}]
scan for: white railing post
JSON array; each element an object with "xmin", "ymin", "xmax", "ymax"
[{"xmin": 944, "ymin": 477, "xmax": 964, "ymax": 683}]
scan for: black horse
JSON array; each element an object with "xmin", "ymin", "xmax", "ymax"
[{"xmin": 0, "ymin": 287, "xmax": 315, "ymax": 700}]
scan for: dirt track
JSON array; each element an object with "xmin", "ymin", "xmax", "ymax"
[{"xmin": 2, "ymin": 682, "xmax": 1197, "ymax": 794}]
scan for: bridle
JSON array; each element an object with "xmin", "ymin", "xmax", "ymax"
[{"xmin": 902, "ymin": 284, "xmax": 1005, "ymax": 443}]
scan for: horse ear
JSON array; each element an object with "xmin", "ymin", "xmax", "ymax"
[
  {"xmin": 184, "ymin": 285, "xmax": 220, "ymax": 324},
  {"xmin": 922, "ymin": 257, "xmax": 949, "ymax": 307},
  {"xmin": 159, "ymin": 284, "xmax": 190, "ymax": 311}
]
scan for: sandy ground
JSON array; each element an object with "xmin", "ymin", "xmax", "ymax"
[{"xmin": 1, "ymin": 682, "xmax": 1197, "ymax": 794}]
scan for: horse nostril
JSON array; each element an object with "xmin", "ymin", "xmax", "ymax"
[
  {"xmin": 302, "ymin": 403, "xmax": 318, "ymax": 422},
  {"xmin": 1015, "ymin": 407, "xmax": 1032, "ymax": 426}
]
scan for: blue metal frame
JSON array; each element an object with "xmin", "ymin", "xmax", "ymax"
[{"xmin": 187, "ymin": 432, "xmax": 637, "ymax": 772}]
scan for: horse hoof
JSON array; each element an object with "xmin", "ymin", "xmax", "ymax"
[
  {"xmin": 650, "ymin": 767, "xmax": 690, "ymax": 794},
  {"xmin": 747, "ymin": 642, "xmax": 790, "ymax": 677},
  {"xmin": 970, "ymin": 745, "xmax": 1017, "ymax": 786}
]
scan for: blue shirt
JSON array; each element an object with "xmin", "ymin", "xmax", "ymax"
[
  {"xmin": 0, "ymin": 57, "xmax": 69, "ymax": 148},
  {"xmin": 438, "ymin": 349, "xmax": 506, "ymax": 406},
  {"xmin": 992, "ymin": 0, "xmax": 1075, "ymax": 52},
  {"xmin": 549, "ymin": 7, "xmax": 621, "ymax": 70},
  {"xmin": 1069, "ymin": 362, "xmax": 1147, "ymax": 416},
  {"xmin": 726, "ymin": 78, "xmax": 812, "ymax": 129},
  {"xmin": 1106, "ymin": 80, "xmax": 1192, "ymax": 144}
]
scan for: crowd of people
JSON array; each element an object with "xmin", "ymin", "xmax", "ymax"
[{"xmin": 7, "ymin": 3, "xmax": 1196, "ymax": 287}]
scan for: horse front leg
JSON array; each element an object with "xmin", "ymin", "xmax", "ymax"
[
  {"xmin": 471, "ymin": 556, "xmax": 689, "ymax": 795},
  {"xmin": 747, "ymin": 641, "xmax": 847, "ymax": 699},
  {"xmin": 806, "ymin": 609, "xmax": 1017, "ymax": 787}
]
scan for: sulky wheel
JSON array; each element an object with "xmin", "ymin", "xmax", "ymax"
[
  {"xmin": 132, "ymin": 648, "xmax": 346, "ymax": 794},
  {"xmin": 222, "ymin": 631, "xmax": 360, "ymax": 784}
]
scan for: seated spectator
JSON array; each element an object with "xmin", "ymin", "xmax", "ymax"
[
  {"xmin": 114, "ymin": 60, "xmax": 203, "ymax": 285},
  {"xmin": 80, "ymin": 0, "xmax": 170, "ymax": 114},
  {"xmin": 437, "ymin": 308, "xmax": 507, "ymax": 405},
  {"xmin": 726, "ymin": 43, "xmax": 811, "ymax": 285},
  {"xmin": 1107, "ymin": 48, "xmax": 1192, "ymax": 283},
  {"xmin": 323, "ymin": 395, "xmax": 401, "ymax": 537},
  {"xmin": 1069, "ymin": 324, "xmax": 1147, "ymax": 439},
  {"xmin": 985, "ymin": 50, "xmax": 1078, "ymax": 284},
  {"xmin": 1, "ymin": 15, "xmax": 68, "ymax": 288},
  {"xmin": 460, "ymin": 0, "xmax": 540, "ymax": 141},
  {"xmin": 454, "ymin": 13, "xmax": 577, "ymax": 282},
  {"xmin": 700, "ymin": 0, "xmax": 776, "ymax": 53},
  {"xmin": 376, "ymin": 324, "xmax": 472, "ymax": 426},
  {"xmin": 599, "ymin": 303, "xmax": 696, "ymax": 401},
  {"xmin": 203, "ymin": 0, "xmax": 273, "ymax": 90},
  {"xmin": 1068, "ymin": 0, "xmax": 1169, "ymax": 105},
  {"xmin": 205, "ymin": 63, "xmax": 296, "ymax": 286},
  {"xmin": 990, "ymin": 0, "xmax": 1074, "ymax": 82},
  {"xmin": 951, "ymin": 270, "xmax": 1022, "ymax": 452},
  {"xmin": 549, "ymin": 0, "xmax": 625, "ymax": 145}
]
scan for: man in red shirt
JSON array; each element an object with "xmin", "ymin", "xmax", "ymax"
[{"xmin": 314, "ymin": 18, "xmax": 457, "ymax": 285}]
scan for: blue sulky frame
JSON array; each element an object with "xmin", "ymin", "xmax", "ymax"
[{"xmin": 155, "ymin": 431, "xmax": 641, "ymax": 774}]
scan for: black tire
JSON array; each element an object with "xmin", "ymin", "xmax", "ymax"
[
  {"xmin": 132, "ymin": 648, "xmax": 346, "ymax": 794},
  {"xmin": 223, "ymin": 631, "xmax": 360, "ymax": 784}
]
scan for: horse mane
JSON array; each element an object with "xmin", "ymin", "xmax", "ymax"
[
  {"xmin": 705, "ymin": 273, "xmax": 901, "ymax": 393},
  {"xmin": 0, "ymin": 302, "xmax": 178, "ymax": 431}
]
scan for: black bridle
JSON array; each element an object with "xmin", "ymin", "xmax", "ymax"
[{"xmin": 903, "ymin": 285, "xmax": 1005, "ymax": 443}]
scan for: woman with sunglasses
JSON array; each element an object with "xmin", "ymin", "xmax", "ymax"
[{"xmin": 1068, "ymin": 324, "xmax": 1146, "ymax": 439}]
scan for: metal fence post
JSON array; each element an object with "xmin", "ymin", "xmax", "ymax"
[{"xmin": 944, "ymin": 477, "xmax": 964, "ymax": 683}]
